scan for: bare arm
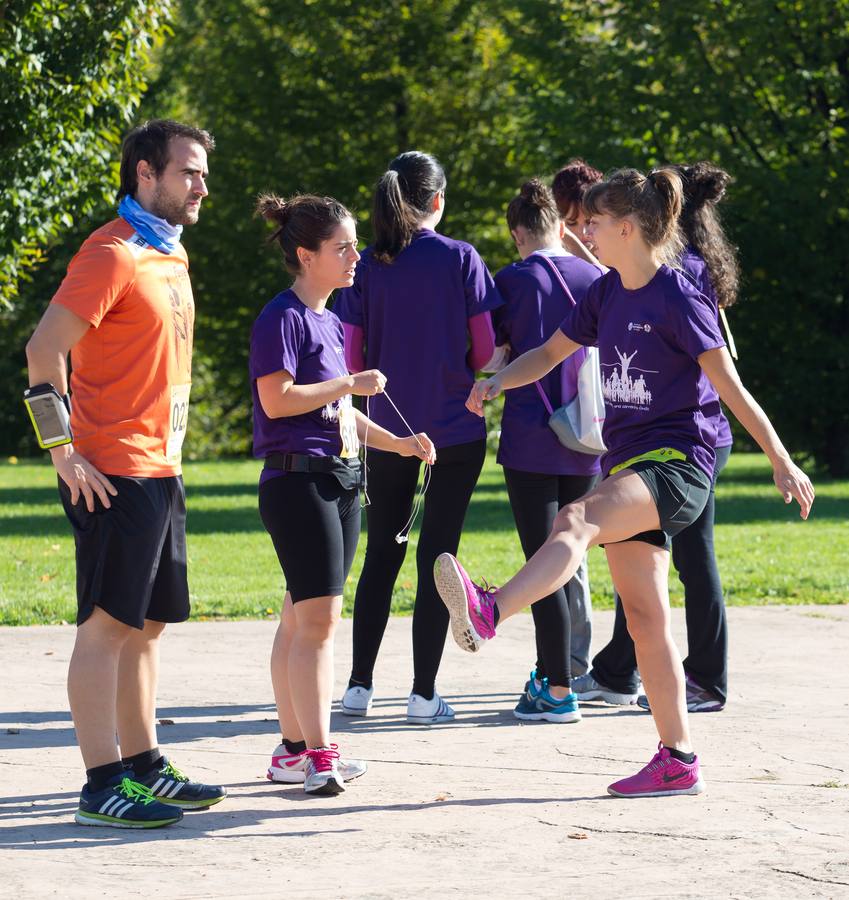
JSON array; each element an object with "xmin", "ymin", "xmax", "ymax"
[
  {"xmin": 466, "ymin": 329, "xmax": 582, "ymax": 416},
  {"xmin": 256, "ymin": 368, "xmax": 386, "ymax": 419},
  {"xmin": 26, "ymin": 305, "xmax": 118, "ymax": 511},
  {"xmin": 352, "ymin": 409, "xmax": 436, "ymax": 464},
  {"xmin": 698, "ymin": 346, "xmax": 815, "ymax": 518},
  {"xmin": 561, "ymin": 225, "xmax": 602, "ymax": 267}
]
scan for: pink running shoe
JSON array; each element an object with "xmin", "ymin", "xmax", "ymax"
[
  {"xmin": 267, "ymin": 743, "xmax": 367, "ymax": 785},
  {"xmin": 607, "ymin": 742, "xmax": 705, "ymax": 798},
  {"xmin": 434, "ymin": 553, "xmax": 498, "ymax": 653}
]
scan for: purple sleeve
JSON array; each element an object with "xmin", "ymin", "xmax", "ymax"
[
  {"xmin": 559, "ymin": 278, "xmax": 600, "ymax": 346},
  {"xmin": 342, "ymin": 322, "xmax": 365, "ymax": 373},
  {"xmin": 669, "ymin": 287, "xmax": 726, "ymax": 360},
  {"xmin": 250, "ymin": 308, "xmax": 303, "ymax": 381},
  {"xmin": 462, "ymin": 246, "xmax": 504, "ymax": 318},
  {"xmin": 334, "ymin": 266, "xmax": 363, "ymax": 327},
  {"xmin": 467, "ymin": 311, "xmax": 496, "ymax": 371}
]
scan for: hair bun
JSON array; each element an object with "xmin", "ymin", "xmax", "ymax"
[
  {"xmin": 682, "ymin": 162, "xmax": 731, "ymax": 205},
  {"xmin": 255, "ymin": 192, "xmax": 290, "ymax": 223},
  {"xmin": 519, "ymin": 177, "xmax": 551, "ymax": 206}
]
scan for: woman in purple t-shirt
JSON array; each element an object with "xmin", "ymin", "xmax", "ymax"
[
  {"xmin": 433, "ymin": 168, "xmax": 814, "ymax": 799},
  {"xmin": 491, "ymin": 178, "xmax": 603, "ymax": 723},
  {"xmin": 250, "ymin": 193, "xmax": 435, "ymax": 796},
  {"xmin": 581, "ymin": 162, "xmax": 742, "ymax": 713},
  {"xmin": 334, "ymin": 151, "xmax": 503, "ymax": 725}
]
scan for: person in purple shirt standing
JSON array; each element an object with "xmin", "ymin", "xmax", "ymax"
[
  {"xmin": 491, "ymin": 178, "xmax": 603, "ymax": 723},
  {"xmin": 434, "ymin": 168, "xmax": 814, "ymax": 799},
  {"xmin": 334, "ymin": 151, "xmax": 503, "ymax": 724},
  {"xmin": 576, "ymin": 162, "xmax": 740, "ymax": 713},
  {"xmin": 250, "ymin": 193, "xmax": 435, "ymax": 796}
]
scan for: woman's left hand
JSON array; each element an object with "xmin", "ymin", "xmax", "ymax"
[
  {"xmin": 773, "ymin": 458, "xmax": 815, "ymax": 519},
  {"xmin": 397, "ymin": 432, "xmax": 436, "ymax": 465}
]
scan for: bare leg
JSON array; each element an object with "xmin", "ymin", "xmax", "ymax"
[
  {"xmin": 116, "ymin": 618, "xmax": 166, "ymax": 758},
  {"xmin": 67, "ymin": 606, "xmax": 134, "ymax": 769},
  {"xmin": 605, "ymin": 541, "xmax": 691, "ymax": 752},
  {"xmin": 270, "ymin": 592, "xmax": 304, "ymax": 742},
  {"xmin": 288, "ymin": 595, "xmax": 342, "ymax": 748},
  {"xmin": 496, "ymin": 471, "xmax": 661, "ymax": 621}
]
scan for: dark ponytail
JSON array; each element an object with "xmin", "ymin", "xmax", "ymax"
[
  {"xmin": 256, "ymin": 192, "xmax": 352, "ymax": 275},
  {"xmin": 674, "ymin": 162, "xmax": 740, "ymax": 308},
  {"xmin": 585, "ymin": 167, "xmax": 684, "ymax": 265},
  {"xmin": 506, "ymin": 178, "xmax": 560, "ymax": 238},
  {"xmin": 372, "ymin": 151, "xmax": 446, "ymax": 263}
]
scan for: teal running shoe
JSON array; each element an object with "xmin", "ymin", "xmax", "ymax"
[
  {"xmin": 514, "ymin": 685, "xmax": 581, "ymax": 724},
  {"xmin": 75, "ymin": 772, "xmax": 182, "ymax": 828},
  {"xmin": 513, "ymin": 670, "xmax": 546, "ymax": 719}
]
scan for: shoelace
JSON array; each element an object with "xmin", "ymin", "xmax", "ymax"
[
  {"xmin": 160, "ymin": 760, "xmax": 188, "ymax": 782},
  {"xmin": 305, "ymin": 746, "xmax": 341, "ymax": 773},
  {"xmin": 118, "ymin": 777, "xmax": 157, "ymax": 805}
]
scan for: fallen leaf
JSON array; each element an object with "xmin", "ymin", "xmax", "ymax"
[
  {"xmin": 39, "ymin": 573, "xmax": 55, "ymax": 582},
  {"xmin": 568, "ymin": 833, "xmax": 588, "ymax": 840},
  {"xmin": 44, "ymin": 651, "xmax": 54, "ymax": 655},
  {"xmin": 158, "ymin": 718, "xmax": 175, "ymax": 726}
]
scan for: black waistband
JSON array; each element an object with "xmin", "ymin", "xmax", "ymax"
[{"xmin": 264, "ymin": 452, "xmax": 361, "ymax": 473}]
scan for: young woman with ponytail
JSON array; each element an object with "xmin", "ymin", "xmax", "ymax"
[
  {"xmin": 334, "ymin": 151, "xmax": 503, "ymax": 725},
  {"xmin": 433, "ymin": 168, "xmax": 814, "ymax": 798},
  {"xmin": 491, "ymin": 178, "xmax": 604, "ymax": 723},
  {"xmin": 581, "ymin": 162, "xmax": 740, "ymax": 714},
  {"xmin": 250, "ymin": 193, "xmax": 435, "ymax": 795}
]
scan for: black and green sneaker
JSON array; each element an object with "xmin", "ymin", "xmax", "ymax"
[
  {"xmin": 138, "ymin": 757, "xmax": 226, "ymax": 810},
  {"xmin": 76, "ymin": 773, "xmax": 183, "ymax": 828}
]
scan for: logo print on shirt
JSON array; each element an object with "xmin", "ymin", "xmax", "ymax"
[
  {"xmin": 627, "ymin": 322, "xmax": 652, "ymax": 333},
  {"xmin": 601, "ymin": 346, "xmax": 657, "ymax": 407}
]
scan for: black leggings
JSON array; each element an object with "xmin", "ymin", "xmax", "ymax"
[
  {"xmin": 591, "ymin": 444, "xmax": 731, "ymax": 700},
  {"xmin": 258, "ymin": 472, "xmax": 360, "ymax": 602},
  {"xmin": 503, "ymin": 468, "xmax": 598, "ymax": 687},
  {"xmin": 350, "ymin": 439, "xmax": 486, "ymax": 698}
]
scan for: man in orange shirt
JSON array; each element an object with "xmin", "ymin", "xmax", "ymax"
[{"xmin": 25, "ymin": 120, "xmax": 225, "ymax": 828}]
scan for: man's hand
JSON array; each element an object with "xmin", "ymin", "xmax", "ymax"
[{"xmin": 50, "ymin": 444, "xmax": 118, "ymax": 512}]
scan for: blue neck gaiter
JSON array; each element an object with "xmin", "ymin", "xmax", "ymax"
[{"xmin": 118, "ymin": 195, "xmax": 183, "ymax": 255}]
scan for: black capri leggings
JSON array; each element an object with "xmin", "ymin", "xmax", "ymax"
[
  {"xmin": 503, "ymin": 468, "xmax": 598, "ymax": 687},
  {"xmin": 350, "ymin": 439, "xmax": 486, "ymax": 699},
  {"xmin": 258, "ymin": 472, "xmax": 361, "ymax": 602}
]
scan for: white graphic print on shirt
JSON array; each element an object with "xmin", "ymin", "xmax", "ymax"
[{"xmin": 601, "ymin": 346, "xmax": 657, "ymax": 408}]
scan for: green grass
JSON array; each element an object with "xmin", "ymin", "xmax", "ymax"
[{"xmin": 1, "ymin": 453, "xmax": 846, "ymax": 626}]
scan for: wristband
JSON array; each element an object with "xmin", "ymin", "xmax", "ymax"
[{"xmin": 23, "ymin": 383, "xmax": 73, "ymax": 449}]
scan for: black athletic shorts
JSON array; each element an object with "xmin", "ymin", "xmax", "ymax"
[
  {"xmin": 258, "ymin": 472, "xmax": 361, "ymax": 602},
  {"xmin": 612, "ymin": 458, "xmax": 712, "ymax": 550},
  {"xmin": 58, "ymin": 475, "xmax": 190, "ymax": 630}
]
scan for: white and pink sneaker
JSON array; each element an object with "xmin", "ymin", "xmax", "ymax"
[
  {"xmin": 267, "ymin": 743, "xmax": 367, "ymax": 786},
  {"xmin": 434, "ymin": 553, "xmax": 498, "ymax": 653},
  {"xmin": 607, "ymin": 743, "xmax": 705, "ymax": 798}
]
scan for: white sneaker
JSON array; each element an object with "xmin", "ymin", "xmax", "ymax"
[
  {"xmin": 267, "ymin": 743, "xmax": 367, "ymax": 784},
  {"xmin": 571, "ymin": 672, "xmax": 639, "ymax": 706},
  {"xmin": 406, "ymin": 692, "xmax": 455, "ymax": 724},
  {"xmin": 303, "ymin": 747, "xmax": 345, "ymax": 796},
  {"xmin": 341, "ymin": 684, "xmax": 374, "ymax": 716}
]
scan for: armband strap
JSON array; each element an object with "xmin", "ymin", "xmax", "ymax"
[{"xmin": 23, "ymin": 383, "xmax": 73, "ymax": 449}]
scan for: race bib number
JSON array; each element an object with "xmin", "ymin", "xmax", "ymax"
[
  {"xmin": 338, "ymin": 396, "xmax": 360, "ymax": 459},
  {"xmin": 166, "ymin": 383, "xmax": 191, "ymax": 464}
]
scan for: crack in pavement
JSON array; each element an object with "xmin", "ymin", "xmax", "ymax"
[{"xmin": 773, "ymin": 868, "xmax": 849, "ymax": 887}]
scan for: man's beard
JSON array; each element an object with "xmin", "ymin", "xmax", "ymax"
[{"xmin": 151, "ymin": 184, "xmax": 200, "ymax": 226}]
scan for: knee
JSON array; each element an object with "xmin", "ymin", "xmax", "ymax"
[
  {"xmin": 296, "ymin": 609, "xmax": 341, "ymax": 645},
  {"xmin": 623, "ymin": 601, "xmax": 668, "ymax": 646},
  {"xmin": 552, "ymin": 502, "xmax": 590, "ymax": 543},
  {"xmin": 142, "ymin": 620, "xmax": 166, "ymax": 640},
  {"xmin": 77, "ymin": 607, "xmax": 134, "ymax": 649}
]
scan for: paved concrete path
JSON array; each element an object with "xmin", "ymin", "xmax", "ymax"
[{"xmin": 1, "ymin": 607, "xmax": 848, "ymax": 899}]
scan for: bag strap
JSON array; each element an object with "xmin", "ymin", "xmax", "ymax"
[{"xmin": 531, "ymin": 253, "xmax": 577, "ymax": 414}]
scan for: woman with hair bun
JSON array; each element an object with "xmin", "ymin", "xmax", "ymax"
[
  {"xmin": 552, "ymin": 158, "xmax": 604, "ymax": 260},
  {"xmin": 250, "ymin": 193, "xmax": 435, "ymax": 795},
  {"xmin": 580, "ymin": 162, "xmax": 741, "ymax": 714},
  {"xmin": 434, "ymin": 167, "xmax": 813, "ymax": 798},
  {"xmin": 335, "ymin": 151, "xmax": 503, "ymax": 725},
  {"xmin": 492, "ymin": 178, "xmax": 604, "ymax": 723}
]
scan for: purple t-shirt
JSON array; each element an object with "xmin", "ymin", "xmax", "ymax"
[
  {"xmin": 559, "ymin": 265, "xmax": 726, "ymax": 478},
  {"xmin": 250, "ymin": 290, "xmax": 352, "ymax": 481},
  {"xmin": 333, "ymin": 229, "xmax": 504, "ymax": 449},
  {"xmin": 494, "ymin": 253, "xmax": 603, "ymax": 476},
  {"xmin": 680, "ymin": 248, "xmax": 733, "ymax": 449}
]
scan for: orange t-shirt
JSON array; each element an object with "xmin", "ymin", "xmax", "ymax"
[{"xmin": 51, "ymin": 218, "xmax": 195, "ymax": 477}]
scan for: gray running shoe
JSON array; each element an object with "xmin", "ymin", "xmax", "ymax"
[
  {"xmin": 571, "ymin": 672, "xmax": 639, "ymax": 706},
  {"xmin": 637, "ymin": 675, "xmax": 725, "ymax": 713}
]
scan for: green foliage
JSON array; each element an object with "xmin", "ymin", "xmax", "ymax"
[{"xmin": 0, "ymin": 0, "xmax": 174, "ymax": 309}]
